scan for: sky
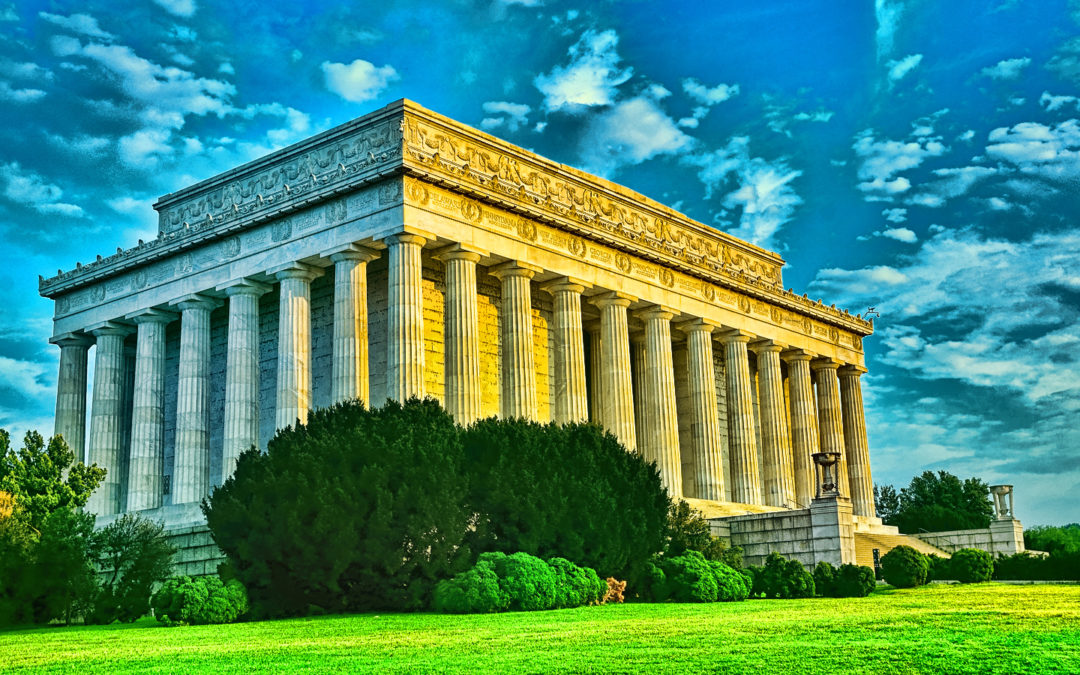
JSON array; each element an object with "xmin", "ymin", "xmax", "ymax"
[{"xmin": 0, "ymin": 0, "xmax": 1077, "ymax": 525}]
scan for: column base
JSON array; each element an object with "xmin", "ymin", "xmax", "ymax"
[{"xmin": 93, "ymin": 502, "xmax": 207, "ymax": 531}]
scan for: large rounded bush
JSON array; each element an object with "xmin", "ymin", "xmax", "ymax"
[
  {"xmin": 646, "ymin": 551, "xmax": 748, "ymax": 603},
  {"xmin": 433, "ymin": 552, "xmax": 606, "ymax": 613},
  {"xmin": 547, "ymin": 557, "xmax": 606, "ymax": 608},
  {"xmin": 708, "ymin": 560, "xmax": 751, "ymax": 601},
  {"xmin": 759, "ymin": 552, "xmax": 815, "ymax": 599},
  {"xmin": 951, "ymin": 548, "xmax": 993, "ymax": 583},
  {"xmin": 813, "ymin": 561, "xmax": 837, "ymax": 597},
  {"xmin": 834, "ymin": 564, "xmax": 876, "ymax": 597},
  {"xmin": 151, "ymin": 576, "xmax": 248, "ymax": 626},
  {"xmin": 880, "ymin": 545, "xmax": 929, "ymax": 588},
  {"xmin": 432, "ymin": 559, "xmax": 508, "ymax": 614}
]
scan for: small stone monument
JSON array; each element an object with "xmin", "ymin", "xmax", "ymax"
[
  {"xmin": 812, "ymin": 451, "xmax": 842, "ymax": 499},
  {"xmin": 989, "ymin": 484, "xmax": 1015, "ymax": 521}
]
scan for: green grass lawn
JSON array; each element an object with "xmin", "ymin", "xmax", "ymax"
[{"xmin": 2, "ymin": 583, "xmax": 1078, "ymax": 674}]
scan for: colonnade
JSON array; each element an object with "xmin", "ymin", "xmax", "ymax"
[{"xmin": 51, "ymin": 230, "xmax": 875, "ymax": 519}]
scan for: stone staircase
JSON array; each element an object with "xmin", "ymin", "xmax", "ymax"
[{"xmin": 854, "ymin": 531, "xmax": 951, "ymax": 568}]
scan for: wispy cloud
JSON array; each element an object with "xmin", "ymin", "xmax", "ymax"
[
  {"xmin": 534, "ymin": 29, "xmax": 632, "ymax": 112},
  {"xmin": 321, "ymin": 59, "xmax": 399, "ymax": 104}
]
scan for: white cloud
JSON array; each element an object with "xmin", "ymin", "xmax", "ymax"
[
  {"xmin": 534, "ymin": 29, "xmax": 632, "ymax": 112},
  {"xmin": 853, "ymin": 127, "xmax": 947, "ymax": 200},
  {"xmin": 957, "ymin": 129, "xmax": 975, "ymax": 142},
  {"xmin": 881, "ymin": 226, "xmax": 917, "ymax": 243},
  {"xmin": 887, "ymin": 53, "xmax": 923, "ymax": 82},
  {"xmin": 907, "ymin": 166, "xmax": 997, "ymax": 207},
  {"xmin": 0, "ymin": 356, "xmax": 52, "ymax": 401},
  {"xmin": 682, "ymin": 78, "xmax": 739, "ymax": 106},
  {"xmin": 0, "ymin": 162, "xmax": 83, "ymax": 217},
  {"xmin": 875, "ymin": 0, "xmax": 905, "ymax": 61},
  {"xmin": 0, "ymin": 82, "xmax": 45, "ymax": 102},
  {"xmin": 794, "ymin": 110, "xmax": 835, "ymax": 123},
  {"xmin": 321, "ymin": 59, "xmax": 399, "ymax": 103},
  {"xmin": 578, "ymin": 96, "xmax": 693, "ymax": 176},
  {"xmin": 882, "ymin": 207, "xmax": 908, "ymax": 223},
  {"xmin": 218, "ymin": 62, "xmax": 235, "ymax": 75},
  {"xmin": 151, "ymin": 0, "xmax": 196, "ymax": 18},
  {"xmin": 480, "ymin": 101, "xmax": 531, "ymax": 132},
  {"xmin": 986, "ymin": 119, "xmax": 1080, "ymax": 181},
  {"xmin": 982, "ymin": 56, "xmax": 1031, "ymax": 80},
  {"xmin": 1039, "ymin": 91, "xmax": 1080, "ymax": 112},
  {"xmin": 38, "ymin": 12, "xmax": 113, "ymax": 40}
]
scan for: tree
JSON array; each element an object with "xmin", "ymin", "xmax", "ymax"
[
  {"xmin": 1024, "ymin": 524, "xmax": 1080, "ymax": 556},
  {"xmin": 0, "ymin": 429, "xmax": 105, "ymax": 529},
  {"xmin": 31, "ymin": 508, "xmax": 98, "ymax": 624},
  {"xmin": 873, "ymin": 484, "xmax": 900, "ymax": 524},
  {"xmin": 875, "ymin": 471, "xmax": 993, "ymax": 534},
  {"xmin": 91, "ymin": 514, "xmax": 177, "ymax": 623}
]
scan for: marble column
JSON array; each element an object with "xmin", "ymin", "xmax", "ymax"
[
  {"xmin": 812, "ymin": 358, "xmax": 848, "ymax": 497},
  {"xmin": 271, "ymin": 262, "xmax": 322, "ymax": 429},
  {"xmin": 329, "ymin": 246, "xmax": 379, "ymax": 405},
  {"xmin": 840, "ymin": 364, "xmax": 875, "ymax": 517},
  {"xmin": 544, "ymin": 277, "xmax": 589, "ymax": 424},
  {"xmin": 641, "ymin": 306, "xmax": 682, "ymax": 498},
  {"xmin": 170, "ymin": 294, "xmax": 217, "ymax": 504},
  {"xmin": 491, "ymin": 261, "xmax": 540, "ymax": 420},
  {"xmin": 86, "ymin": 323, "xmax": 131, "ymax": 516},
  {"xmin": 124, "ymin": 309, "xmax": 174, "ymax": 511},
  {"xmin": 720, "ymin": 329, "xmax": 761, "ymax": 505},
  {"xmin": 683, "ymin": 320, "xmax": 725, "ymax": 501},
  {"xmin": 219, "ymin": 279, "xmax": 270, "ymax": 483},
  {"xmin": 631, "ymin": 335, "xmax": 649, "ymax": 456},
  {"xmin": 783, "ymin": 349, "xmax": 819, "ymax": 508},
  {"xmin": 386, "ymin": 233, "xmax": 427, "ymax": 402},
  {"xmin": 51, "ymin": 333, "xmax": 92, "ymax": 459},
  {"xmin": 437, "ymin": 244, "xmax": 483, "ymax": 425},
  {"xmin": 587, "ymin": 323, "xmax": 604, "ymax": 425},
  {"xmin": 591, "ymin": 292, "xmax": 636, "ymax": 452},
  {"xmin": 752, "ymin": 340, "xmax": 796, "ymax": 508}
]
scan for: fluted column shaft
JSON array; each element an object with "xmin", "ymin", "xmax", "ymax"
[
  {"xmin": 545, "ymin": 279, "xmax": 589, "ymax": 423},
  {"xmin": 592, "ymin": 293, "xmax": 636, "ymax": 451},
  {"xmin": 126, "ymin": 311, "xmax": 173, "ymax": 511},
  {"xmin": 588, "ymin": 325, "xmax": 604, "ymax": 425},
  {"xmin": 172, "ymin": 295, "xmax": 216, "ymax": 504},
  {"xmin": 721, "ymin": 330, "xmax": 761, "ymax": 505},
  {"xmin": 221, "ymin": 280, "xmax": 269, "ymax": 483},
  {"xmin": 492, "ymin": 262, "xmax": 539, "ymax": 420},
  {"xmin": 642, "ymin": 308, "xmax": 682, "ymax": 497},
  {"xmin": 840, "ymin": 365, "xmax": 875, "ymax": 517},
  {"xmin": 784, "ymin": 350, "xmax": 819, "ymax": 508},
  {"xmin": 273, "ymin": 264, "xmax": 321, "ymax": 429},
  {"xmin": 52, "ymin": 334, "xmax": 91, "ymax": 459},
  {"xmin": 813, "ymin": 358, "xmax": 848, "ymax": 497},
  {"xmin": 684, "ymin": 321, "xmax": 725, "ymax": 501},
  {"xmin": 330, "ymin": 248, "xmax": 378, "ymax": 405},
  {"xmin": 386, "ymin": 233, "xmax": 426, "ymax": 402},
  {"xmin": 754, "ymin": 341, "xmax": 795, "ymax": 508},
  {"xmin": 86, "ymin": 325, "xmax": 130, "ymax": 516},
  {"xmin": 439, "ymin": 246, "xmax": 483, "ymax": 425},
  {"xmin": 631, "ymin": 336, "xmax": 649, "ymax": 454}
]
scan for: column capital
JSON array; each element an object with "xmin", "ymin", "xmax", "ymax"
[
  {"xmin": 49, "ymin": 331, "xmax": 94, "ymax": 347},
  {"xmin": 489, "ymin": 260, "xmax": 542, "ymax": 280},
  {"xmin": 125, "ymin": 307, "xmax": 178, "ymax": 325},
  {"xmin": 384, "ymin": 231, "xmax": 431, "ymax": 247},
  {"xmin": 677, "ymin": 318, "xmax": 720, "ymax": 335},
  {"xmin": 749, "ymin": 338, "xmax": 785, "ymax": 354},
  {"xmin": 717, "ymin": 328, "xmax": 755, "ymax": 344},
  {"xmin": 433, "ymin": 242, "xmax": 486, "ymax": 264},
  {"xmin": 781, "ymin": 347, "xmax": 816, "ymax": 363},
  {"xmin": 169, "ymin": 293, "xmax": 222, "ymax": 312},
  {"xmin": 86, "ymin": 320, "xmax": 134, "ymax": 338},
  {"xmin": 217, "ymin": 278, "xmax": 273, "ymax": 297},
  {"xmin": 637, "ymin": 304, "xmax": 678, "ymax": 322},
  {"xmin": 589, "ymin": 290, "xmax": 636, "ymax": 310},
  {"xmin": 323, "ymin": 243, "xmax": 381, "ymax": 263},
  {"xmin": 811, "ymin": 357, "xmax": 841, "ymax": 372},
  {"xmin": 268, "ymin": 261, "xmax": 323, "ymax": 282},
  {"xmin": 838, "ymin": 363, "xmax": 869, "ymax": 377},
  {"xmin": 540, "ymin": 276, "xmax": 591, "ymax": 295}
]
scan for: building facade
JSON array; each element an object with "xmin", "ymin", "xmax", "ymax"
[{"xmin": 40, "ymin": 100, "xmax": 877, "ymax": 529}]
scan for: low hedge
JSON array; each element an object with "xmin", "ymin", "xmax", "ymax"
[
  {"xmin": 950, "ymin": 549, "xmax": 993, "ymax": 583},
  {"xmin": 644, "ymin": 550, "xmax": 750, "ymax": 603},
  {"xmin": 432, "ymin": 552, "xmax": 606, "ymax": 613},
  {"xmin": 993, "ymin": 551, "xmax": 1080, "ymax": 581},
  {"xmin": 151, "ymin": 576, "xmax": 248, "ymax": 626},
  {"xmin": 813, "ymin": 562, "xmax": 876, "ymax": 597},
  {"xmin": 746, "ymin": 553, "xmax": 815, "ymax": 599}
]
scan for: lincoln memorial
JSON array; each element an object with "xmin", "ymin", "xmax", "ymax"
[{"xmin": 39, "ymin": 100, "xmax": 879, "ymax": 553}]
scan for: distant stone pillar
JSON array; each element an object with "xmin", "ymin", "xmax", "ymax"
[
  {"xmin": 220, "ymin": 279, "xmax": 270, "ymax": 483},
  {"xmin": 683, "ymin": 320, "xmax": 725, "ymax": 501},
  {"xmin": 386, "ymin": 233, "xmax": 427, "ymax": 402},
  {"xmin": 720, "ymin": 329, "xmax": 761, "ymax": 505},
  {"xmin": 753, "ymin": 340, "xmax": 796, "ymax": 508},
  {"xmin": 544, "ymin": 278, "xmax": 589, "ymax": 424},
  {"xmin": 330, "ymin": 246, "xmax": 379, "ymax": 406},
  {"xmin": 813, "ymin": 358, "xmax": 848, "ymax": 497},
  {"xmin": 839, "ymin": 364, "xmax": 875, "ymax": 517},
  {"xmin": 51, "ymin": 333, "xmax": 92, "ymax": 460},
  {"xmin": 125, "ymin": 309, "xmax": 174, "ymax": 511},
  {"xmin": 641, "ymin": 306, "xmax": 682, "ymax": 497},
  {"xmin": 86, "ymin": 323, "xmax": 132, "ymax": 516},
  {"xmin": 587, "ymin": 323, "xmax": 604, "ymax": 426},
  {"xmin": 272, "ymin": 263, "xmax": 322, "ymax": 429},
  {"xmin": 171, "ymin": 294, "xmax": 218, "ymax": 504},
  {"xmin": 491, "ymin": 261, "xmax": 540, "ymax": 420},
  {"xmin": 631, "ymin": 335, "xmax": 649, "ymax": 455},
  {"xmin": 591, "ymin": 292, "xmax": 636, "ymax": 452},
  {"xmin": 437, "ymin": 244, "xmax": 483, "ymax": 425},
  {"xmin": 783, "ymin": 349, "xmax": 819, "ymax": 508}
]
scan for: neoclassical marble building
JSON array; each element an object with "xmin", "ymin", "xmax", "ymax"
[{"xmin": 40, "ymin": 100, "xmax": 877, "ymax": 529}]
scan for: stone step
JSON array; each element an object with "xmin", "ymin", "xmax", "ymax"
[{"xmin": 854, "ymin": 531, "xmax": 951, "ymax": 568}]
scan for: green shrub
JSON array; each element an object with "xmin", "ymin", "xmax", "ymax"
[
  {"xmin": 151, "ymin": 576, "xmax": 248, "ymax": 626},
  {"xmin": 925, "ymin": 554, "xmax": 953, "ymax": 581},
  {"xmin": 433, "ymin": 552, "xmax": 608, "ymax": 613},
  {"xmin": 950, "ymin": 548, "xmax": 993, "ymax": 583},
  {"xmin": 744, "ymin": 565, "xmax": 765, "ymax": 598},
  {"xmin": 547, "ymin": 557, "xmax": 606, "ymax": 609},
  {"xmin": 993, "ymin": 551, "xmax": 1080, "ymax": 581},
  {"xmin": 834, "ymin": 564, "xmax": 876, "ymax": 597},
  {"xmin": 813, "ymin": 561, "xmax": 837, "ymax": 597},
  {"xmin": 483, "ymin": 552, "xmax": 557, "ymax": 611},
  {"xmin": 646, "ymin": 551, "xmax": 748, "ymax": 603},
  {"xmin": 89, "ymin": 514, "xmax": 176, "ymax": 624},
  {"xmin": 432, "ymin": 557, "xmax": 508, "ymax": 614},
  {"xmin": 760, "ymin": 553, "xmax": 814, "ymax": 599},
  {"xmin": 708, "ymin": 560, "xmax": 751, "ymax": 601},
  {"xmin": 880, "ymin": 545, "xmax": 929, "ymax": 588}
]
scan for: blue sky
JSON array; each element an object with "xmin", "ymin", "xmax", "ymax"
[{"xmin": 1, "ymin": 0, "xmax": 1077, "ymax": 525}]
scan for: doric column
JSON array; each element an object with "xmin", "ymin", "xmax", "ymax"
[
  {"xmin": 543, "ymin": 278, "xmax": 589, "ymax": 424},
  {"xmin": 682, "ymin": 320, "xmax": 725, "ymax": 501},
  {"xmin": 630, "ymin": 334, "xmax": 649, "ymax": 455},
  {"xmin": 437, "ymin": 244, "xmax": 483, "ymax": 425},
  {"xmin": 328, "ymin": 245, "xmax": 379, "ymax": 405},
  {"xmin": 491, "ymin": 261, "xmax": 540, "ymax": 420},
  {"xmin": 783, "ymin": 349, "xmax": 819, "ymax": 508},
  {"xmin": 812, "ymin": 358, "xmax": 848, "ymax": 497},
  {"xmin": 839, "ymin": 364, "xmax": 875, "ymax": 517},
  {"xmin": 752, "ymin": 340, "xmax": 796, "ymax": 508},
  {"xmin": 51, "ymin": 333, "xmax": 92, "ymax": 459},
  {"xmin": 386, "ymin": 233, "xmax": 427, "ymax": 402},
  {"xmin": 641, "ymin": 306, "xmax": 682, "ymax": 497},
  {"xmin": 124, "ymin": 309, "xmax": 174, "ymax": 511},
  {"xmin": 720, "ymin": 329, "xmax": 761, "ymax": 505},
  {"xmin": 85, "ymin": 323, "xmax": 132, "ymax": 516},
  {"xmin": 587, "ymin": 322, "xmax": 603, "ymax": 425},
  {"xmin": 219, "ymin": 279, "xmax": 270, "ymax": 483},
  {"xmin": 271, "ymin": 262, "xmax": 322, "ymax": 429},
  {"xmin": 170, "ymin": 294, "xmax": 218, "ymax": 504},
  {"xmin": 590, "ymin": 292, "xmax": 636, "ymax": 452}
]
